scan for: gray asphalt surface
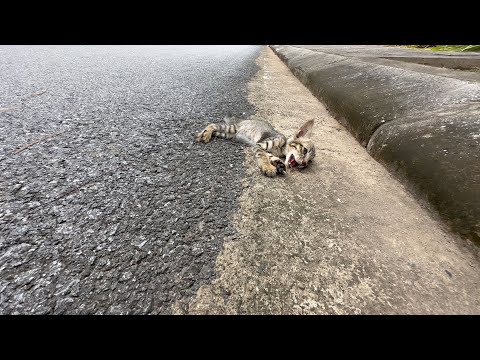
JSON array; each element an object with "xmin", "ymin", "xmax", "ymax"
[{"xmin": 0, "ymin": 45, "xmax": 262, "ymax": 314}]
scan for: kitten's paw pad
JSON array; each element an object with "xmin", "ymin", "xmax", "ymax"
[
  {"xmin": 271, "ymin": 158, "xmax": 286, "ymax": 175},
  {"xmin": 261, "ymin": 164, "xmax": 277, "ymax": 177},
  {"xmin": 196, "ymin": 129, "xmax": 212, "ymax": 143}
]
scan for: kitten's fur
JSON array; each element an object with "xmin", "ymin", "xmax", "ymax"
[{"xmin": 196, "ymin": 115, "xmax": 316, "ymax": 177}]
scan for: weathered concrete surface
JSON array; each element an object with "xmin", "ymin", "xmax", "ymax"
[
  {"xmin": 179, "ymin": 47, "xmax": 480, "ymax": 315},
  {"xmin": 270, "ymin": 45, "xmax": 480, "ymax": 243},
  {"xmin": 293, "ymin": 45, "xmax": 480, "ymax": 71},
  {"xmin": 368, "ymin": 103, "xmax": 480, "ymax": 241}
]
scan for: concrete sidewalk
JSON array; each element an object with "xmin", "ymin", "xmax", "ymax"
[{"xmin": 270, "ymin": 45, "xmax": 480, "ymax": 244}]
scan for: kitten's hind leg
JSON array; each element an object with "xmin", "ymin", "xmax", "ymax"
[{"xmin": 196, "ymin": 123, "xmax": 237, "ymax": 143}]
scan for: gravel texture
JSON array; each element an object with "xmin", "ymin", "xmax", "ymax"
[{"xmin": 0, "ymin": 45, "xmax": 261, "ymax": 314}]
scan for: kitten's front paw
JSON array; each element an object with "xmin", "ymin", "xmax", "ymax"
[
  {"xmin": 196, "ymin": 129, "xmax": 212, "ymax": 143},
  {"xmin": 270, "ymin": 158, "xmax": 286, "ymax": 175},
  {"xmin": 261, "ymin": 164, "xmax": 277, "ymax": 177}
]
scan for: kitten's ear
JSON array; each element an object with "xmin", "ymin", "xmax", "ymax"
[{"xmin": 294, "ymin": 119, "xmax": 314, "ymax": 138}]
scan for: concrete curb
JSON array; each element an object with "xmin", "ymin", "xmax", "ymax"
[{"xmin": 270, "ymin": 45, "xmax": 480, "ymax": 243}]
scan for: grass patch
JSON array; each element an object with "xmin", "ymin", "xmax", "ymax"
[{"xmin": 407, "ymin": 45, "xmax": 480, "ymax": 52}]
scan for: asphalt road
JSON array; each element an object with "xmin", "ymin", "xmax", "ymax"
[{"xmin": 0, "ymin": 45, "xmax": 262, "ymax": 314}]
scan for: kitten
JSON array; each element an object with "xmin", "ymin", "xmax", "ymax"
[{"xmin": 196, "ymin": 115, "xmax": 315, "ymax": 177}]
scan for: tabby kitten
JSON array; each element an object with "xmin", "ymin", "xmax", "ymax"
[{"xmin": 196, "ymin": 116, "xmax": 315, "ymax": 177}]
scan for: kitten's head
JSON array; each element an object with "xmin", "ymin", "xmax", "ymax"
[{"xmin": 285, "ymin": 119, "xmax": 316, "ymax": 169}]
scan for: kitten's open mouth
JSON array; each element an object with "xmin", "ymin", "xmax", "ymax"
[{"xmin": 288, "ymin": 154, "xmax": 298, "ymax": 168}]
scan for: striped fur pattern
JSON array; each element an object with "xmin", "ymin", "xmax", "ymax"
[{"xmin": 196, "ymin": 116, "xmax": 315, "ymax": 177}]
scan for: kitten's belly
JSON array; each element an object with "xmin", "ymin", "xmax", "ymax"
[
  {"xmin": 234, "ymin": 119, "xmax": 279, "ymax": 145},
  {"xmin": 234, "ymin": 131, "xmax": 261, "ymax": 146},
  {"xmin": 234, "ymin": 132, "xmax": 285, "ymax": 158}
]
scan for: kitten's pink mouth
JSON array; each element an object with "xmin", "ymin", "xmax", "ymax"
[{"xmin": 288, "ymin": 154, "xmax": 298, "ymax": 168}]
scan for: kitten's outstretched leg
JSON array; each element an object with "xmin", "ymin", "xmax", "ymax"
[{"xmin": 196, "ymin": 123, "xmax": 237, "ymax": 143}]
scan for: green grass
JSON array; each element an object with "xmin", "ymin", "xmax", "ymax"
[{"xmin": 407, "ymin": 45, "xmax": 480, "ymax": 52}]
